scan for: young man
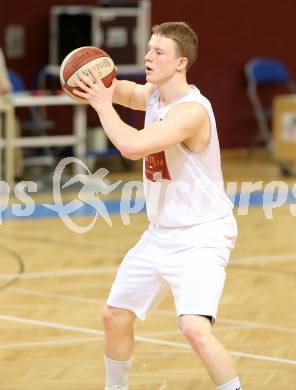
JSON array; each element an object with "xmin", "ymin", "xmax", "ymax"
[{"xmin": 74, "ymin": 22, "xmax": 241, "ymax": 390}]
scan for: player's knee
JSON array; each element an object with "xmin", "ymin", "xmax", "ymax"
[
  {"xmin": 102, "ymin": 305, "xmax": 135, "ymax": 332},
  {"xmin": 180, "ymin": 316, "xmax": 212, "ymax": 354},
  {"xmin": 102, "ymin": 306, "xmax": 114, "ymax": 330},
  {"xmin": 182, "ymin": 324, "xmax": 208, "ymax": 350}
]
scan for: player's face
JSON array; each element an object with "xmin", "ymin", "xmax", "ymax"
[{"xmin": 144, "ymin": 34, "xmax": 181, "ymax": 84}]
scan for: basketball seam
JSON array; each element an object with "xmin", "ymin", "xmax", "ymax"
[{"xmin": 63, "ymin": 57, "xmax": 115, "ymax": 87}]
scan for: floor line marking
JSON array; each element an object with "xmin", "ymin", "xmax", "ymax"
[
  {"xmin": 5, "ymin": 287, "xmax": 296, "ymax": 334},
  {"xmin": 0, "ymin": 315, "xmax": 103, "ymax": 335},
  {"xmin": 140, "ymin": 325, "xmax": 251, "ymax": 337},
  {"xmin": 0, "ymin": 266, "xmax": 117, "ymax": 280},
  {"xmin": 231, "ymin": 253, "xmax": 296, "ymax": 264},
  {"xmin": 10, "ymin": 287, "xmax": 103, "ymax": 304},
  {"xmin": 0, "ymin": 315, "xmax": 295, "ymax": 365},
  {"xmin": 0, "ymin": 337, "xmax": 102, "ymax": 349},
  {"xmin": 0, "ymin": 253, "xmax": 296, "ymax": 280},
  {"xmin": 146, "ymin": 309, "xmax": 296, "ymax": 334},
  {"xmin": 219, "ymin": 318, "xmax": 296, "ymax": 333},
  {"xmin": 1, "ymin": 252, "xmax": 295, "ymax": 281},
  {"xmin": 213, "ymin": 324, "xmax": 254, "ymax": 333},
  {"xmin": 134, "ymin": 335, "xmax": 296, "ymax": 365}
]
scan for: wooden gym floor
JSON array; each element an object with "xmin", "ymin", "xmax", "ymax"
[{"xmin": 0, "ymin": 150, "xmax": 296, "ymax": 390}]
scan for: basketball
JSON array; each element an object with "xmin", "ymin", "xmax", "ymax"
[{"xmin": 59, "ymin": 46, "xmax": 116, "ymax": 102}]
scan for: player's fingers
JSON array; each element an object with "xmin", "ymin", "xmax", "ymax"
[
  {"xmin": 77, "ymin": 72, "xmax": 94, "ymax": 88},
  {"xmin": 73, "ymin": 89, "xmax": 88, "ymax": 99},
  {"xmin": 90, "ymin": 67, "xmax": 104, "ymax": 86},
  {"xmin": 89, "ymin": 66, "xmax": 101, "ymax": 82},
  {"xmin": 74, "ymin": 75, "xmax": 92, "ymax": 92},
  {"xmin": 110, "ymin": 78, "xmax": 118, "ymax": 92}
]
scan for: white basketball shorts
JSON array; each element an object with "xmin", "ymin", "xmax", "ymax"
[{"xmin": 107, "ymin": 214, "xmax": 237, "ymax": 322}]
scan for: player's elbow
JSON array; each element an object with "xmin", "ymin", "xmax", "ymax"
[{"xmin": 120, "ymin": 143, "xmax": 143, "ymax": 160}]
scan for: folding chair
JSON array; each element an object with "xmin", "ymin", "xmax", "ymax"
[{"xmin": 245, "ymin": 57, "xmax": 296, "ymax": 149}]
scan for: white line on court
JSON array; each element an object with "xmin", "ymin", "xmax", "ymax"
[
  {"xmin": 139, "ymin": 330, "xmax": 182, "ymax": 337},
  {"xmin": 0, "ymin": 315, "xmax": 295, "ymax": 366},
  {"xmin": 213, "ymin": 324, "xmax": 254, "ymax": 333},
  {"xmin": 0, "ymin": 266, "xmax": 117, "ymax": 280},
  {"xmin": 0, "ymin": 337, "xmax": 102, "ymax": 349},
  {"xmin": 0, "ymin": 252, "xmax": 295, "ymax": 281},
  {"xmin": 6, "ymin": 287, "xmax": 296, "ymax": 334},
  {"xmin": 151, "ymin": 309, "xmax": 296, "ymax": 334},
  {"xmin": 218, "ymin": 318, "xmax": 296, "ymax": 333},
  {"xmin": 231, "ymin": 253, "xmax": 296, "ymax": 265},
  {"xmin": 10, "ymin": 287, "xmax": 102, "ymax": 304},
  {"xmin": 140, "ymin": 325, "xmax": 251, "ymax": 337},
  {"xmin": 0, "ymin": 315, "xmax": 103, "ymax": 335},
  {"xmin": 134, "ymin": 335, "xmax": 296, "ymax": 366}
]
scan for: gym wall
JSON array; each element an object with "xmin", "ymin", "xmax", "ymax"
[{"xmin": 0, "ymin": 0, "xmax": 295, "ymax": 148}]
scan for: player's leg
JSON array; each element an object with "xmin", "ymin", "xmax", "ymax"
[
  {"xmin": 163, "ymin": 219, "xmax": 241, "ymax": 389},
  {"xmin": 103, "ymin": 230, "xmax": 169, "ymax": 389},
  {"xmin": 103, "ymin": 306, "xmax": 136, "ymax": 360},
  {"xmin": 179, "ymin": 315, "xmax": 241, "ymax": 389},
  {"xmin": 102, "ymin": 306, "xmax": 136, "ymax": 390}
]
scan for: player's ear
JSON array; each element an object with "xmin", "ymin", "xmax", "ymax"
[{"xmin": 177, "ymin": 57, "xmax": 188, "ymax": 71}]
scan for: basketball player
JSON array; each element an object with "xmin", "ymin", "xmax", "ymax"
[{"xmin": 73, "ymin": 22, "xmax": 242, "ymax": 390}]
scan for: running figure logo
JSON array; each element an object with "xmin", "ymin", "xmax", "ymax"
[{"xmin": 43, "ymin": 157, "xmax": 121, "ymax": 233}]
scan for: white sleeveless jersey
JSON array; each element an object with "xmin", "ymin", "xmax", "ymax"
[{"xmin": 143, "ymin": 85, "xmax": 234, "ymax": 228}]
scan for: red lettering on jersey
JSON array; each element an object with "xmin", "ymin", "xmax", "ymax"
[{"xmin": 145, "ymin": 151, "xmax": 171, "ymax": 181}]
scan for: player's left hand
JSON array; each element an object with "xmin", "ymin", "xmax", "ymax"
[{"xmin": 73, "ymin": 67, "xmax": 117, "ymax": 113}]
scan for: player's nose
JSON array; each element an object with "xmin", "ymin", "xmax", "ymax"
[{"xmin": 144, "ymin": 50, "xmax": 152, "ymax": 62}]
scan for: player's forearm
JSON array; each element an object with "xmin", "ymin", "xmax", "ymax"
[{"xmin": 98, "ymin": 105, "xmax": 141, "ymax": 160}]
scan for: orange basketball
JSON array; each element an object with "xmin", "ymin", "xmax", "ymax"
[{"xmin": 60, "ymin": 46, "xmax": 116, "ymax": 102}]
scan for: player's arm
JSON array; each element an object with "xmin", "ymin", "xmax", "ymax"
[
  {"xmin": 112, "ymin": 80, "xmax": 156, "ymax": 111},
  {"xmin": 99, "ymin": 102, "xmax": 210, "ymax": 160},
  {"xmin": 72, "ymin": 70, "xmax": 209, "ymax": 159}
]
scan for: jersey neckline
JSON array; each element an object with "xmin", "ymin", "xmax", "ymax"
[{"xmin": 156, "ymin": 85, "xmax": 199, "ymax": 110}]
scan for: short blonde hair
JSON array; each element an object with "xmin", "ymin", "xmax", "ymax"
[{"xmin": 152, "ymin": 22, "xmax": 198, "ymax": 70}]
